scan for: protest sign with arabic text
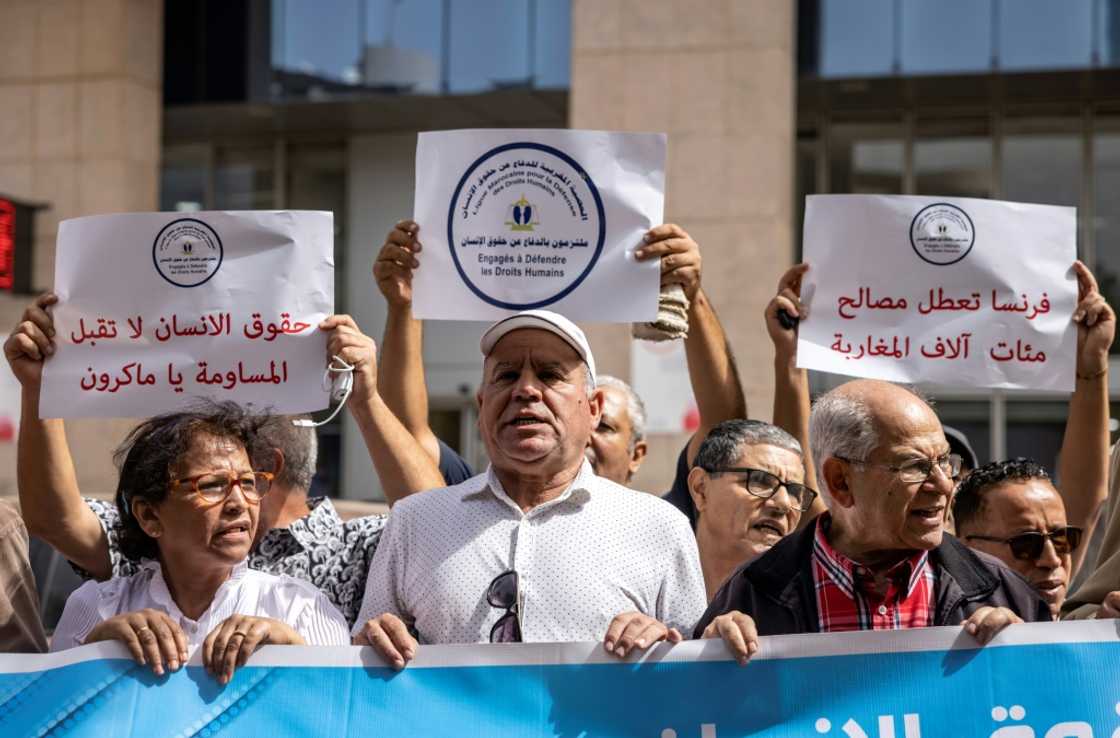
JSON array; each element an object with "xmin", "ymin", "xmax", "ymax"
[
  {"xmin": 798, "ymin": 195, "xmax": 1077, "ymax": 391},
  {"xmin": 40, "ymin": 211, "xmax": 334, "ymax": 418}
]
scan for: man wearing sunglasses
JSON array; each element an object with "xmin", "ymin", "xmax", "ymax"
[
  {"xmin": 687, "ymin": 419, "xmax": 812, "ymax": 599},
  {"xmin": 352, "ymin": 310, "xmax": 706, "ymax": 667},
  {"xmin": 954, "ymin": 460, "xmax": 1084, "ymax": 619},
  {"xmin": 694, "ymin": 380, "xmax": 1050, "ymax": 664}
]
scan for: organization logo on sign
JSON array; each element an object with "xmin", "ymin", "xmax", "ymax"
[
  {"xmin": 506, "ymin": 195, "xmax": 539, "ymax": 232},
  {"xmin": 909, "ymin": 203, "xmax": 975, "ymax": 266},
  {"xmin": 152, "ymin": 218, "xmax": 224, "ymax": 287},
  {"xmin": 448, "ymin": 142, "xmax": 605, "ymax": 310}
]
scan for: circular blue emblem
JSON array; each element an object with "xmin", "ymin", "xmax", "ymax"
[{"xmin": 447, "ymin": 142, "xmax": 606, "ymax": 310}]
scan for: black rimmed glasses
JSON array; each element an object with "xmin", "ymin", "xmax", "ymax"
[
  {"xmin": 487, "ymin": 570, "xmax": 522, "ymax": 643},
  {"xmin": 704, "ymin": 467, "xmax": 818, "ymax": 512},
  {"xmin": 965, "ymin": 526, "xmax": 1083, "ymax": 561},
  {"xmin": 170, "ymin": 470, "xmax": 274, "ymax": 505},
  {"xmin": 835, "ymin": 453, "xmax": 963, "ymax": 484}
]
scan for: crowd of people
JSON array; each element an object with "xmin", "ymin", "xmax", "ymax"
[{"xmin": 1, "ymin": 216, "xmax": 1117, "ymax": 685}]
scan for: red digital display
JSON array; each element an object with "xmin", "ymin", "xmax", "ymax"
[{"xmin": 0, "ymin": 198, "xmax": 14, "ymax": 290}]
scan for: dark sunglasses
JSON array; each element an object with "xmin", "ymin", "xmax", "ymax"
[
  {"xmin": 487, "ymin": 570, "xmax": 522, "ymax": 643},
  {"xmin": 966, "ymin": 526, "xmax": 1083, "ymax": 561},
  {"xmin": 705, "ymin": 466, "xmax": 819, "ymax": 512}
]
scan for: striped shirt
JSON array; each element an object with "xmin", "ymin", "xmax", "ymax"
[
  {"xmin": 51, "ymin": 559, "xmax": 349, "ymax": 651},
  {"xmin": 810, "ymin": 514, "xmax": 935, "ymax": 632}
]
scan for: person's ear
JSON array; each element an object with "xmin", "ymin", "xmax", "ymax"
[
  {"xmin": 822, "ymin": 456, "xmax": 855, "ymax": 508},
  {"xmin": 132, "ymin": 498, "xmax": 163, "ymax": 538},
  {"xmin": 627, "ymin": 440, "xmax": 648, "ymax": 480},
  {"xmin": 587, "ymin": 387, "xmax": 604, "ymax": 425},
  {"xmin": 271, "ymin": 448, "xmax": 286, "ymax": 476},
  {"xmin": 688, "ymin": 467, "xmax": 710, "ymax": 515}
]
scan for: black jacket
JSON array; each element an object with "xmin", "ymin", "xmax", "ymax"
[{"xmin": 693, "ymin": 520, "xmax": 1051, "ymax": 638}]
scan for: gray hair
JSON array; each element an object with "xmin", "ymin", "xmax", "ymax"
[
  {"xmin": 596, "ymin": 374, "xmax": 646, "ymax": 447},
  {"xmin": 252, "ymin": 415, "xmax": 318, "ymax": 491},
  {"xmin": 694, "ymin": 419, "xmax": 802, "ymax": 472},
  {"xmin": 809, "ymin": 390, "xmax": 879, "ymax": 505}
]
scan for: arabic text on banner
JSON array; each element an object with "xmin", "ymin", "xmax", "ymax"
[
  {"xmin": 2, "ymin": 621, "xmax": 1119, "ymax": 737},
  {"xmin": 412, "ymin": 128, "xmax": 664, "ymax": 322},
  {"xmin": 798, "ymin": 195, "xmax": 1077, "ymax": 392},
  {"xmin": 40, "ymin": 211, "xmax": 334, "ymax": 419}
]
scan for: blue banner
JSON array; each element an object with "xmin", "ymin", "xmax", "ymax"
[{"xmin": 3, "ymin": 621, "xmax": 1119, "ymax": 737}]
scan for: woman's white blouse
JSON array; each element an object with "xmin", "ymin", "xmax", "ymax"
[{"xmin": 51, "ymin": 560, "xmax": 349, "ymax": 651}]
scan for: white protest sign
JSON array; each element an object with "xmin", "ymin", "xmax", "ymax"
[
  {"xmin": 41, "ymin": 211, "xmax": 334, "ymax": 418},
  {"xmin": 798, "ymin": 195, "xmax": 1077, "ymax": 392},
  {"xmin": 412, "ymin": 129, "xmax": 664, "ymax": 321}
]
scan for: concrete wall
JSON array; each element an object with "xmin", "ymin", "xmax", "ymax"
[
  {"xmin": 569, "ymin": 0, "xmax": 797, "ymax": 492},
  {"xmin": 0, "ymin": 0, "xmax": 163, "ymax": 498}
]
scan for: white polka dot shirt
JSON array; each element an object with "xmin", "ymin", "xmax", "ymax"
[{"xmin": 352, "ymin": 460, "xmax": 707, "ymax": 644}]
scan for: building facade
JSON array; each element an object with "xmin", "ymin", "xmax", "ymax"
[{"xmin": 0, "ymin": 0, "xmax": 1113, "ymax": 501}]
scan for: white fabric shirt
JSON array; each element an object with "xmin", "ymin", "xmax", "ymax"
[
  {"xmin": 51, "ymin": 560, "xmax": 349, "ymax": 651},
  {"xmin": 353, "ymin": 460, "xmax": 707, "ymax": 644}
]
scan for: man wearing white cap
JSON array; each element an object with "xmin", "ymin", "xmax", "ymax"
[{"xmin": 351, "ymin": 310, "xmax": 706, "ymax": 667}]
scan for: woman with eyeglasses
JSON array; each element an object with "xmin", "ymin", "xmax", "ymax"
[{"xmin": 50, "ymin": 403, "xmax": 349, "ymax": 683}]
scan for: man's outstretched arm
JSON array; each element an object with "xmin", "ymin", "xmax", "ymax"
[
  {"xmin": 1058, "ymin": 261, "xmax": 1114, "ymax": 576},
  {"xmin": 374, "ymin": 220, "xmax": 443, "ymax": 466},
  {"xmin": 635, "ymin": 224, "xmax": 748, "ymax": 464}
]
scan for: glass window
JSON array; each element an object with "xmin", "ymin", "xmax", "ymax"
[
  {"xmin": 830, "ymin": 124, "xmax": 904, "ymax": 194},
  {"xmin": 214, "ymin": 147, "xmax": 274, "ymax": 210},
  {"xmin": 998, "ymin": 0, "xmax": 1093, "ymax": 71},
  {"xmin": 1002, "ymin": 128, "xmax": 1081, "ymax": 208},
  {"xmin": 1099, "ymin": 0, "xmax": 1120, "ymax": 66},
  {"xmin": 271, "ymin": 0, "xmax": 363, "ymax": 84},
  {"xmin": 1093, "ymin": 129, "xmax": 1120, "ymax": 352},
  {"xmin": 899, "ymin": 0, "xmax": 992, "ymax": 75},
  {"xmin": 362, "ymin": 0, "xmax": 443, "ymax": 93},
  {"xmin": 160, "ymin": 145, "xmax": 209, "ymax": 212},
  {"xmin": 448, "ymin": 0, "xmax": 531, "ymax": 92},
  {"xmin": 534, "ymin": 0, "xmax": 572, "ymax": 88},
  {"xmin": 819, "ymin": 0, "xmax": 896, "ymax": 78},
  {"xmin": 914, "ymin": 133, "xmax": 992, "ymax": 198}
]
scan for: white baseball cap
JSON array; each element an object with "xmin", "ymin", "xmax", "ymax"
[{"xmin": 479, "ymin": 309, "xmax": 597, "ymax": 380}]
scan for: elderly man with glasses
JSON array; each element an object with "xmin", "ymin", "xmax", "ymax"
[
  {"xmin": 687, "ymin": 419, "xmax": 814, "ymax": 599},
  {"xmin": 694, "ymin": 379, "xmax": 1050, "ymax": 664},
  {"xmin": 351, "ymin": 310, "xmax": 706, "ymax": 667}
]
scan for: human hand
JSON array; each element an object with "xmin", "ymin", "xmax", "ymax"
[
  {"xmin": 374, "ymin": 220, "xmax": 422, "ymax": 309},
  {"xmin": 634, "ymin": 224, "xmax": 702, "ymax": 300},
  {"xmin": 319, "ymin": 314, "xmax": 378, "ymax": 401},
  {"xmin": 602, "ymin": 611, "xmax": 682, "ymax": 659},
  {"xmin": 1097, "ymin": 590, "xmax": 1120, "ymax": 619},
  {"xmin": 203, "ymin": 614, "xmax": 303, "ymax": 685},
  {"xmin": 3, "ymin": 292, "xmax": 58, "ymax": 388},
  {"xmin": 765, "ymin": 263, "xmax": 809, "ymax": 361},
  {"xmin": 1072, "ymin": 260, "xmax": 1115, "ymax": 376},
  {"xmin": 85, "ymin": 608, "xmax": 188, "ymax": 676},
  {"xmin": 962, "ymin": 606, "xmax": 1022, "ymax": 645},
  {"xmin": 700, "ymin": 610, "xmax": 759, "ymax": 666},
  {"xmin": 352, "ymin": 613, "xmax": 418, "ymax": 670}
]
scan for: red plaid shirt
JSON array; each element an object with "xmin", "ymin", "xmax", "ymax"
[{"xmin": 810, "ymin": 514, "xmax": 936, "ymax": 632}]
